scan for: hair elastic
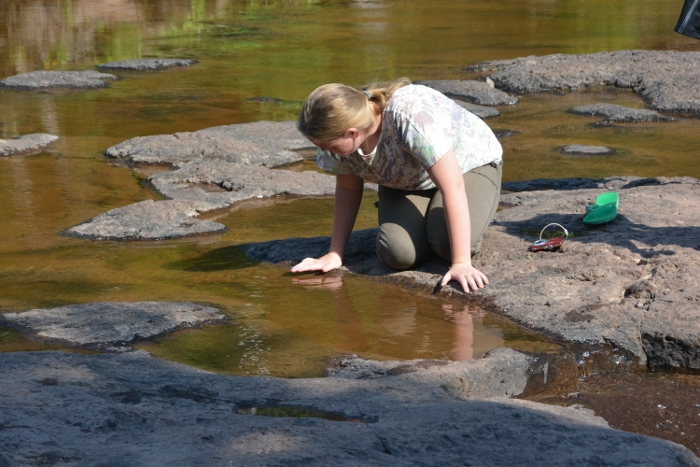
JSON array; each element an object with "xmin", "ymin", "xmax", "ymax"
[{"xmin": 363, "ymin": 89, "xmax": 371, "ymax": 99}]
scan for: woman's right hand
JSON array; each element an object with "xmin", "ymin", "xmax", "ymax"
[{"xmin": 291, "ymin": 252, "xmax": 343, "ymax": 273}]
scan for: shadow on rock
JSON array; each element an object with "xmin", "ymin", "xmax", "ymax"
[
  {"xmin": 497, "ymin": 213, "xmax": 685, "ymax": 257},
  {"xmin": 164, "ymin": 245, "xmax": 261, "ymax": 272}
]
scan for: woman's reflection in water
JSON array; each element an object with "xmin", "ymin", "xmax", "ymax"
[
  {"xmin": 290, "ymin": 273, "xmax": 370, "ymax": 353},
  {"xmin": 291, "ymin": 274, "xmax": 481, "ymax": 361},
  {"xmin": 442, "ymin": 303, "xmax": 481, "ymax": 361}
]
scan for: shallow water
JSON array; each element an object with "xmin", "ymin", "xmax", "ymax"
[{"xmin": 1, "ymin": 0, "xmax": 700, "ymax": 454}]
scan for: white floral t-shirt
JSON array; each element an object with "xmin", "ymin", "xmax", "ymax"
[{"xmin": 316, "ymin": 84, "xmax": 503, "ymax": 190}]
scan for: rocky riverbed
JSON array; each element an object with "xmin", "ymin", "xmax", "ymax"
[{"xmin": 2, "ymin": 50, "xmax": 700, "ymax": 465}]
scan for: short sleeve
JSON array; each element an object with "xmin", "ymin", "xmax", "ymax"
[
  {"xmin": 390, "ymin": 93, "xmax": 456, "ymax": 170},
  {"xmin": 316, "ymin": 150, "xmax": 355, "ymax": 175}
]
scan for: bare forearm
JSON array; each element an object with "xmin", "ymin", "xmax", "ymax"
[
  {"xmin": 427, "ymin": 152, "xmax": 472, "ymax": 264},
  {"xmin": 442, "ymin": 178, "xmax": 472, "ymax": 265},
  {"xmin": 291, "ymin": 173, "xmax": 364, "ymax": 274},
  {"xmin": 329, "ymin": 173, "xmax": 364, "ymax": 259}
]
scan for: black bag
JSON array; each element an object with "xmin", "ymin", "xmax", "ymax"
[{"xmin": 676, "ymin": 0, "xmax": 700, "ymax": 39}]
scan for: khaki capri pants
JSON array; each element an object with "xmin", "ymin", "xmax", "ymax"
[{"xmin": 376, "ymin": 162, "xmax": 502, "ymax": 270}]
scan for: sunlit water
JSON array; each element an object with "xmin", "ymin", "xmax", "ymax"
[{"xmin": 0, "ymin": 0, "xmax": 699, "ymax": 381}]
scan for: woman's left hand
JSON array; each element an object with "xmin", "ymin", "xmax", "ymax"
[{"xmin": 441, "ymin": 262, "xmax": 489, "ymax": 293}]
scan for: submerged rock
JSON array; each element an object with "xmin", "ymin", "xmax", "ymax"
[
  {"xmin": 469, "ymin": 50, "xmax": 700, "ymax": 114},
  {"xmin": 0, "ymin": 301, "xmax": 225, "ymax": 351},
  {"xmin": 97, "ymin": 58, "xmax": 197, "ymax": 70},
  {"xmin": 0, "ymin": 350, "xmax": 696, "ymax": 466},
  {"xmin": 0, "ymin": 133, "xmax": 58, "ymax": 156},
  {"xmin": 0, "ymin": 70, "xmax": 117, "ymax": 90},
  {"xmin": 571, "ymin": 103, "xmax": 676, "ymax": 123},
  {"xmin": 560, "ymin": 144, "xmax": 614, "ymax": 156},
  {"xmin": 417, "ymin": 79, "xmax": 519, "ymax": 106}
]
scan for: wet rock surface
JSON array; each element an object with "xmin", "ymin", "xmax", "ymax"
[
  {"xmin": 571, "ymin": 103, "xmax": 676, "ymax": 123},
  {"xmin": 1, "ymin": 349, "xmax": 697, "ymax": 466},
  {"xmin": 0, "ymin": 301, "xmax": 225, "ymax": 351},
  {"xmin": 97, "ymin": 58, "xmax": 197, "ymax": 70},
  {"xmin": 0, "ymin": 70, "xmax": 117, "ymax": 90},
  {"xmin": 0, "ymin": 133, "xmax": 58, "ymax": 156},
  {"xmin": 417, "ymin": 79, "xmax": 519, "ymax": 106},
  {"xmin": 469, "ymin": 50, "xmax": 700, "ymax": 114}
]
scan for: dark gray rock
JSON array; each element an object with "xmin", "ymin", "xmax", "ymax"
[
  {"xmin": 417, "ymin": 79, "xmax": 519, "ymax": 106},
  {"xmin": 0, "ymin": 302, "xmax": 225, "ymax": 351},
  {"xmin": 97, "ymin": 58, "xmax": 197, "ymax": 70},
  {"xmin": 468, "ymin": 50, "xmax": 700, "ymax": 114},
  {"xmin": 104, "ymin": 120, "xmax": 312, "ymax": 167},
  {"xmin": 0, "ymin": 350, "xmax": 696, "ymax": 466},
  {"xmin": 454, "ymin": 99, "xmax": 501, "ymax": 118},
  {"xmin": 0, "ymin": 70, "xmax": 117, "ymax": 90},
  {"xmin": 62, "ymin": 199, "xmax": 228, "ymax": 240},
  {"xmin": 571, "ymin": 103, "xmax": 676, "ymax": 123},
  {"xmin": 560, "ymin": 144, "xmax": 614, "ymax": 156},
  {"xmin": 0, "ymin": 133, "xmax": 58, "ymax": 156},
  {"xmin": 246, "ymin": 176, "xmax": 700, "ymax": 370}
]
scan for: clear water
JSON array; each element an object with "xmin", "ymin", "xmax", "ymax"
[{"xmin": 0, "ymin": 0, "xmax": 699, "ymax": 379}]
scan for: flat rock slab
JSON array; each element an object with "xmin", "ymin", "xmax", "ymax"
[
  {"xmin": 571, "ymin": 103, "xmax": 676, "ymax": 123},
  {"xmin": 0, "ymin": 350, "xmax": 696, "ymax": 466},
  {"xmin": 328, "ymin": 349, "xmax": 531, "ymax": 400},
  {"xmin": 104, "ymin": 120, "xmax": 312, "ymax": 167},
  {"xmin": 469, "ymin": 50, "xmax": 700, "ymax": 113},
  {"xmin": 65, "ymin": 163, "xmax": 339, "ymax": 240},
  {"xmin": 63, "ymin": 199, "xmax": 228, "ymax": 240},
  {"xmin": 454, "ymin": 100, "xmax": 500, "ymax": 118},
  {"xmin": 0, "ymin": 70, "xmax": 117, "ymax": 90},
  {"xmin": 149, "ymin": 159, "xmax": 338, "ymax": 208},
  {"xmin": 0, "ymin": 302, "xmax": 225, "ymax": 351},
  {"xmin": 560, "ymin": 144, "xmax": 614, "ymax": 155},
  {"xmin": 0, "ymin": 133, "xmax": 58, "ymax": 156},
  {"xmin": 245, "ymin": 176, "xmax": 700, "ymax": 371},
  {"xmin": 97, "ymin": 58, "xmax": 197, "ymax": 70},
  {"xmin": 417, "ymin": 79, "xmax": 519, "ymax": 106},
  {"xmin": 470, "ymin": 176, "xmax": 700, "ymax": 370}
]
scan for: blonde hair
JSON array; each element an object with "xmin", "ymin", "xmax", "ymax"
[{"xmin": 298, "ymin": 77, "xmax": 411, "ymax": 141}]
